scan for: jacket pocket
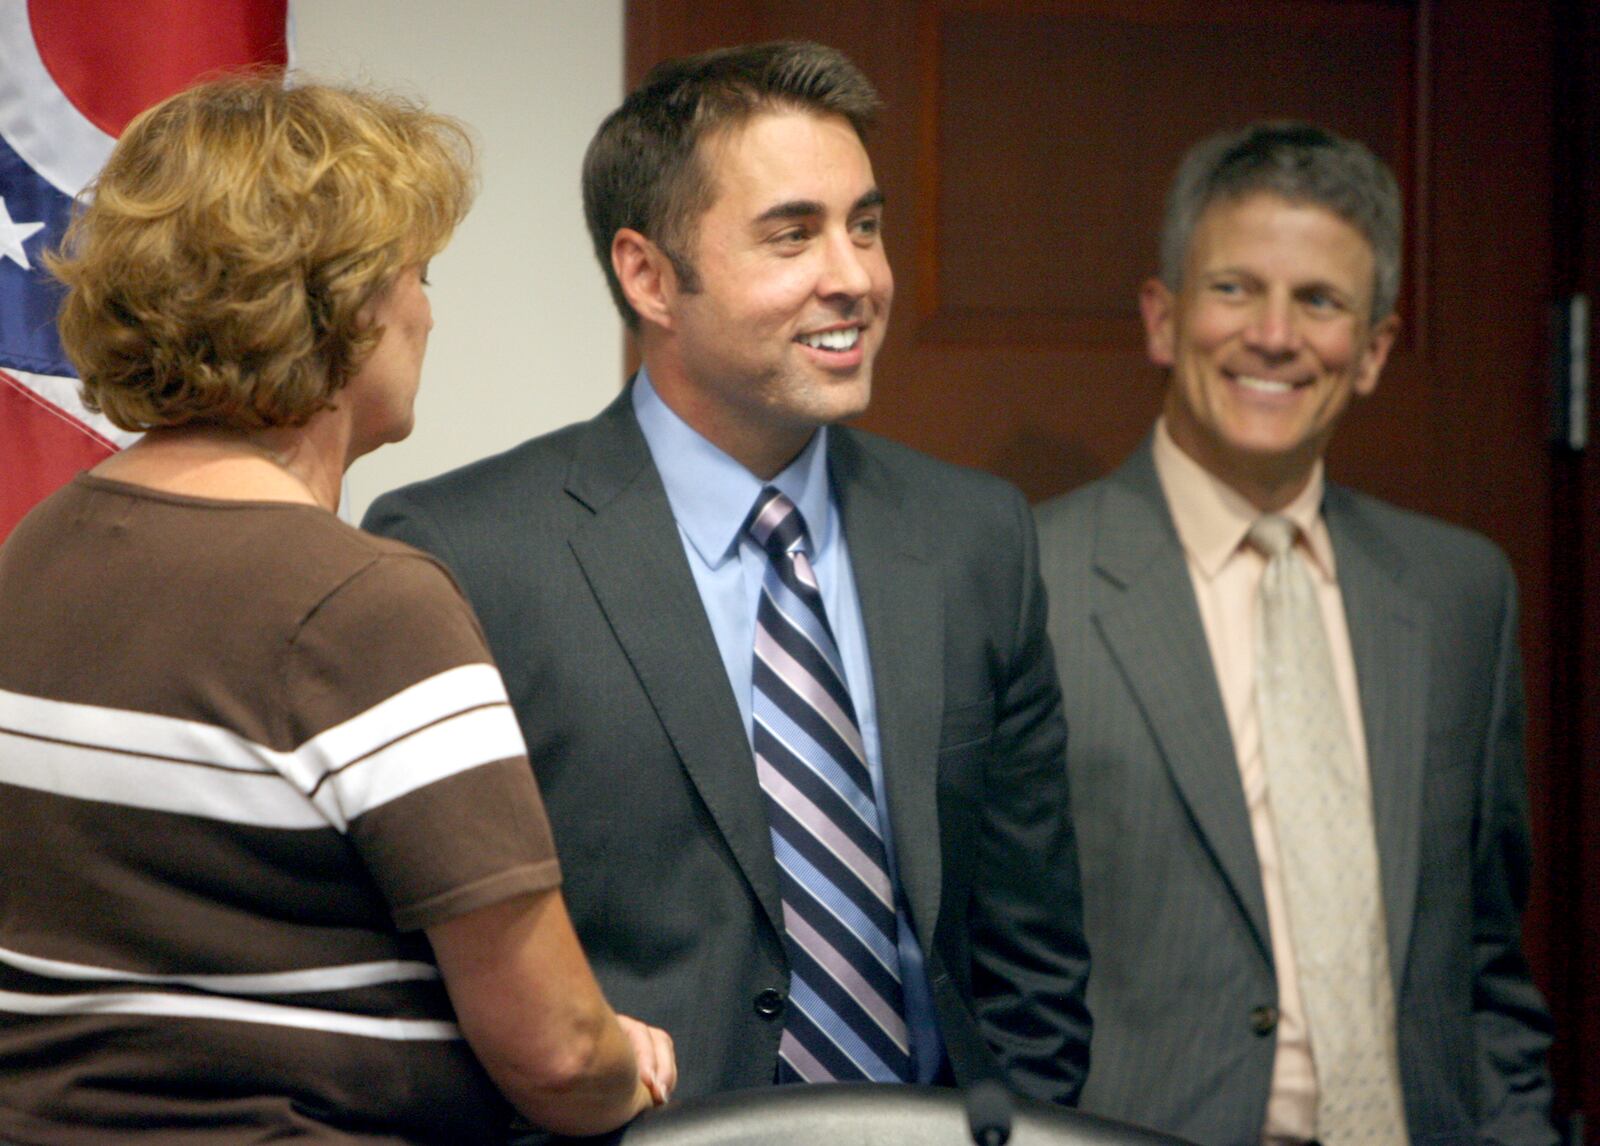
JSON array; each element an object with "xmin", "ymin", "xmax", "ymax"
[{"xmin": 939, "ymin": 695, "xmax": 995, "ymax": 753}]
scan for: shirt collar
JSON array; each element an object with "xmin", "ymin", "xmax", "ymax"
[
  {"xmin": 632, "ymin": 369, "xmax": 833, "ymax": 567},
  {"xmin": 1151, "ymin": 417, "xmax": 1336, "ymax": 582}
]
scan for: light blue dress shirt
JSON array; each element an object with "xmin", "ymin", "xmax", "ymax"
[{"xmin": 632, "ymin": 371, "xmax": 945, "ymax": 1083}]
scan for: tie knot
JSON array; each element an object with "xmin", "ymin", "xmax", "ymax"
[
  {"xmin": 1248, "ymin": 514, "xmax": 1298, "ymax": 559},
  {"xmin": 746, "ymin": 486, "xmax": 808, "ymax": 559}
]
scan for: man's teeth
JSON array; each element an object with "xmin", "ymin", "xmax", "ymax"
[
  {"xmin": 1237, "ymin": 375, "xmax": 1293, "ymax": 394},
  {"xmin": 798, "ymin": 328, "xmax": 860, "ymax": 351}
]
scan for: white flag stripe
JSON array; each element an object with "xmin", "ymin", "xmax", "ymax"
[
  {"xmin": 754, "ymin": 623, "xmax": 866, "ymax": 765},
  {"xmin": 0, "ymin": 665, "xmax": 524, "ymax": 830},
  {"xmin": 757, "ymin": 757, "xmax": 893, "ymax": 909},
  {"xmin": 0, "ymin": 6, "xmax": 116, "ymax": 194},
  {"xmin": 0, "ymin": 944, "xmax": 438, "ymax": 995},
  {"xmin": 0, "ymin": 987, "xmax": 460, "ymax": 1042},
  {"xmin": 0, "ymin": 370, "xmax": 135, "ymax": 447}
]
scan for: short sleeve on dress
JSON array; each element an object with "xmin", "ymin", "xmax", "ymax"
[{"xmin": 284, "ymin": 550, "xmax": 561, "ymax": 930}]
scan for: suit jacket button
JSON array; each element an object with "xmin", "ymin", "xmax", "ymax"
[
  {"xmin": 1249, "ymin": 1005, "xmax": 1279, "ymax": 1036},
  {"xmin": 754, "ymin": 989, "xmax": 786, "ymax": 1020}
]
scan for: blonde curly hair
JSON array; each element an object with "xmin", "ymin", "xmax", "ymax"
[{"xmin": 49, "ymin": 73, "xmax": 477, "ymax": 431}]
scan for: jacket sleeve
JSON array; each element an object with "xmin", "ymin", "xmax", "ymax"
[
  {"xmin": 966, "ymin": 488, "xmax": 1093, "ymax": 1104},
  {"xmin": 1472, "ymin": 570, "xmax": 1558, "ymax": 1146}
]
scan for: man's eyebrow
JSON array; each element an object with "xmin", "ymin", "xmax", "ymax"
[
  {"xmin": 751, "ymin": 188, "xmax": 886, "ymax": 226},
  {"xmin": 754, "ymin": 199, "xmax": 823, "ymax": 225}
]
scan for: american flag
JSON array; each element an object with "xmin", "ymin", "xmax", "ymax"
[{"xmin": 0, "ymin": 0, "xmax": 290, "ymax": 542}]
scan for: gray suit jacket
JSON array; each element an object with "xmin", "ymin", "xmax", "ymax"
[
  {"xmin": 1033, "ymin": 441, "xmax": 1554, "ymax": 1145},
  {"xmin": 363, "ymin": 387, "xmax": 1091, "ymax": 1107}
]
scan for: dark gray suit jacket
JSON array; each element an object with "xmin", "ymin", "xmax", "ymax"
[
  {"xmin": 1034, "ymin": 441, "xmax": 1554, "ymax": 1145},
  {"xmin": 363, "ymin": 387, "xmax": 1092, "ymax": 1106}
]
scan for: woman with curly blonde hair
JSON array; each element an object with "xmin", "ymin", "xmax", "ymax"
[{"xmin": 0, "ymin": 74, "xmax": 671, "ymax": 1142}]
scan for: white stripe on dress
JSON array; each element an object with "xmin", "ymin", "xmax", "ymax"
[
  {"xmin": 0, "ymin": 664, "xmax": 524, "ymax": 830},
  {"xmin": 0, "ymin": 988, "xmax": 460, "ymax": 1041},
  {"xmin": 0, "ymin": 944, "xmax": 439, "ymax": 994}
]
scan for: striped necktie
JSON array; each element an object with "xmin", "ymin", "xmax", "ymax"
[{"xmin": 745, "ymin": 486, "xmax": 912, "ymax": 1083}]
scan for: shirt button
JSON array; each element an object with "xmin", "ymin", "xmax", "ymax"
[
  {"xmin": 754, "ymin": 988, "xmax": 786, "ymax": 1020},
  {"xmin": 1249, "ymin": 1005, "xmax": 1279, "ymax": 1036}
]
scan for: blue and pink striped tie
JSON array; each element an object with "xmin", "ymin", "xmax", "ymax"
[{"xmin": 745, "ymin": 486, "xmax": 912, "ymax": 1084}]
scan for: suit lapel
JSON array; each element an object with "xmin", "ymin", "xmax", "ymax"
[
  {"xmin": 830, "ymin": 431, "xmax": 945, "ymax": 949},
  {"xmin": 564, "ymin": 390, "xmax": 785, "ymax": 937},
  {"xmin": 1091, "ymin": 447, "xmax": 1275, "ymax": 961},
  {"xmin": 1324, "ymin": 487, "xmax": 1427, "ymax": 990}
]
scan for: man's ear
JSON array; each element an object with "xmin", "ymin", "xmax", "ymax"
[
  {"xmin": 1354, "ymin": 312, "xmax": 1400, "ymax": 398},
  {"xmin": 612, "ymin": 228, "xmax": 677, "ymax": 330},
  {"xmin": 1139, "ymin": 277, "xmax": 1178, "ymax": 368}
]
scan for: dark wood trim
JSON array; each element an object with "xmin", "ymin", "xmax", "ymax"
[{"xmin": 1549, "ymin": 0, "xmax": 1599, "ymax": 1121}]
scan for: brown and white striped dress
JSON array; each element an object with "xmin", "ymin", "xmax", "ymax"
[{"xmin": 0, "ymin": 474, "xmax": 562, "ymax": 1144}]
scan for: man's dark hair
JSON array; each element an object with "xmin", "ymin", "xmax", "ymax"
[{"xmin": 581, "ymin": 40, "xmax": 881, "ymax": 329}]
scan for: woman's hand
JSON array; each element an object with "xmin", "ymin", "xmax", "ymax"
[{"xmin": 617, "ymin": 1013, "xmax": 677, "ymax": 1106}]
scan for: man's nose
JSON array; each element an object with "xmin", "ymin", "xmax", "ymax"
[
  {"xmin": 817, "ymin": 228, "xmax": 874, "ymax": 300},
  {"xmin": 1242, "ymin": 292, "xmax": 1300, "ymax": 354}
]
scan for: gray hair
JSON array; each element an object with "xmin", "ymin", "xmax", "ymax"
[{"xmin": 1158, "ymin": 121, "xmax": 1402, "ymax": 324}]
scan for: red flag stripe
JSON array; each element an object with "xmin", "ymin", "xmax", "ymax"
[
  {"xmin": 0, "ymin": 368, "xmax": 115, "ymax": 541},
  {"xmin": 29, "ymin": 0, "xmax": 290, "ymax": 139}
]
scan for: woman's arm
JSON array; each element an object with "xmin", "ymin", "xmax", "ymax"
[{"xmin": 428, "ymin": 888, "xmax": 675, "ymax": 1135}]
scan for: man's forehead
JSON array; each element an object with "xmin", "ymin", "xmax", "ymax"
[
  {"xmin": 1188, "ymin": 191, "xmax": 1376, "ymax": 272},
  {"xmin": 699, "ymin": 104, "xmax": 865, "ymax": 151},
  {"xmin": 695, "ymin": 109, "xmax": 874, "ymax": 203},
  {"xmin": 1194, "ymin": 192, "xmax": 1370, "ymax": 247}
]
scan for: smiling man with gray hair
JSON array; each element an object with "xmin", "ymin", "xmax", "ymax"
[{"xmin": 1035, "ymin": 120, "xmax": 1555, "ymax": 1145}]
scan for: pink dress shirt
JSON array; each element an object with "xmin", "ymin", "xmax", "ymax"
[{"xmin": 1151, "ymin": 420, "xmax": 1376, "ymax": 1144}]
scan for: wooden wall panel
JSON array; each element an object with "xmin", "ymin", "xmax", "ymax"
[{"xmin": 923, "ymin": 5, "xmax": 1412, "ymax": 344}]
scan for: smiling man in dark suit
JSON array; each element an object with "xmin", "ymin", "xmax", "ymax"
[
  {"xmin": 1035, "ymin": 122, "xmax": 1555, "ymax": 1145},
  {"xmin": 364, "ymin": 41, "xmax": 1089, "ymax": 1106}
]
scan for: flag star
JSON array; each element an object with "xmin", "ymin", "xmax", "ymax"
[{"xmin": 0, "ymin": 196, "xmax": 47, "ymax": 270}]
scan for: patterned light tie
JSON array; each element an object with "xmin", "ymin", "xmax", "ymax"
[
  {"xmin": 745, "ymin": 486, "xmax": 913, "ymax": 1084},
  {"xmin": 1250, "ymin": 515, "xmax": 1408, "ymax": 1145}
]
